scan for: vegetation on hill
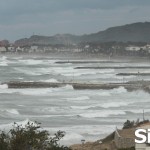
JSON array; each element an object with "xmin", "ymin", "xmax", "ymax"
[
  {"xmin": 123, "ymin": 119, "xmax": 149, "ymax": 129},
  {"xmin": 0, "ymin": 121, "xmax": 71, "ymax": 150}
]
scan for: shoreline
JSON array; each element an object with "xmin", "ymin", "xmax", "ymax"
[{"xmin": 1, "ymin": 52, "xmax": 150, "ymax": 63}]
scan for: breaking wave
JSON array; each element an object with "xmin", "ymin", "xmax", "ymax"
[
  {"xmin": 79, "ymin": 110, "xmax": 126, "ymax": 118},
  {"xmin": 40, "ymin": 78, "xmax": 59, "ymax": 83},
  {"xmin": 0, "ymin": 84, "xmax": 8, "ymax": 89},
  {"xmin": 66, "ymin": 96, "xmax": 90, "ymax": 101}
]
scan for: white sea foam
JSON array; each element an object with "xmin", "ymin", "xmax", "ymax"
[
  {"xmin": 1, "ymin": 56, "xmax": 7, "ymax": 60},
  {"xmin": 110, "ymin": 86, "xmax": 127, "ymax": 94},
  {"xmin": 60, "ymin": 132, "xmax": 84, "ymax": 146},
  {"xmin": 0, "ymin": 87, "xmax": 52, "ymax": 95},
  {"xmin": 0, "ymin": 119, "xmax": 117, "ymax": 146},
  {"xmin": 70, "ymin": 97, "xmax": 136, "ymax": 110},
  {"xmin": 115, "ymin": 75, "xmax": 136, "ymax": 79},
  {"xmin": 62, "ymin": 85, "xmax": 74, "ymax": 90},
  {"xmin": 18, "ymin": 85, "xmax": 73, "ymax": 95},
  {"xmin": 40, "ymin": 78, "xmax": 59, "ymax": 83},
  {"xmin": 19, "ymin": 88, "xmax": 52, "ymax": 96},
  {"xmin": 18, "ymin": 119, "xmax": 38, "ymax": 127},
  {"xmin": 70, "ymin": 101, "xmax": 131, "ymax": 110},
  {"xmin": 0, "ymin": 56, "xmax": 9, "ymax": 66},
  {"xmin": 49, "ymin": 67, "xmax": 109, "ymax": 77},
  {"xmin": 61, "ymin": 125, "xmax": 116, "ymax": 136},
  {"xmin": 18, "ymin": 59, "xmax": 44, "ymax": 65},
  {"xmin": 70, "ymin": 105, "xmax": 91, "ymax": 110},
  {"xmin": 0, "ymin": 84, "xmax": 8, "ymax": 89},
  {"xmin": 80, "ymin": 110, "xmax": 126, "ymax": 118},
  {"xmin": 17, "ymin": 105, "xmax": 25, "ymax": 107},
  {"xmin": 101, "ymin": 101, "xmax": 133, "ymax": 108},
  {"xmin": 66, "ymin": 96, "xmax": 90, "ymax": 101},
  {"xmin": 18, "ymin": 77, "xmax": 24, "ymax": 80},
  {"xmin": 97, "ymin": 91, "xmax": 111, "ymax": 96},
  {"xmin": 47, "ymin": 60, "xmax": 59, "ymax": 64},
  {"xmin": 12, "ymin": 56, "xmax": 23, "ymax": 60},
  {"xmin": 16, "ymin": 66, "xmax": 114, "ymax": 77},
  {"xmin": 90, "ymin": 87, "xmax": 127, "ymax": 97},
  {"xmin": 61, "ymin": 70, "xmax": 101, "ymax": 77},
  {"xmin": 0, "ymin": 119, "xmax": 37, "ymax": 131},
  {"xmin": 5, "ymin": 109, "xmax": 20, "ymax": 115},
  {"xmin": 14, "ymin": 67, "xmax": 42, "ymax": 76},
  {"xmin": 62, "ymin": 71, "xmax": 97, "ymax": 77},
  {"xmin": 126, "ymin": 109, "xmax": 150, "ymax": 114},
  {"xmin": 0, "ymin": 61, "xmax": 8, "ymax": 66},
  {"xmin": 97, "ymin": 69, "xmax": 115, "ymax": 73},
  {"xmin": 42, "ymin": 106, "xmax": 71, "ymax": 112},
  {"xmin": 0, "ymin": 85, "xmax": 74, "ymax": 95},
  {"xmin": 46, "ymin": 124, "xmax": 117, "ymax": 146},
  {"xmin": 0, "ymin": 109, "xmax": 19, "ymax": 116}
]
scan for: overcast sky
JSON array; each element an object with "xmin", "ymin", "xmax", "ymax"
[{"xmin": 0, "ymin": 0, "xmax": 150, "ymax": 41}]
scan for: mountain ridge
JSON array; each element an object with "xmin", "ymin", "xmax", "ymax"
[{"xmin": 14, "ymin": 22, "xmax": 150, "ymax": 46}]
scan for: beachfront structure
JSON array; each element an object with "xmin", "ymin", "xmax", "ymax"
[
  {"xmin": 114, "ymin": 128, "xmax": 135, "ymax": 149},
  {"xmin": 31, "ymin": 46, "xmax": 38, "ymax": 51},
  {"xmin": 8, "ymin": 46, "xmax": 15, "ymax": 52},
  {"xmin": 135, "ymin": 123, "xmax": 150, "ymax": 150},
  {"xmin": 0, "ymin": 46, "xmax": 7, "ymax": 53},
  {"xmin": 16, "ymin": 47, "xmax": 24, "ymax": 52},
  {"xmin": 125, "ymin": 46, "xmax": 141, "ymax": 51}
]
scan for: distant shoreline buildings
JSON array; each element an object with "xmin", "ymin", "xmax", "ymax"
[
  {"xmin": 1, "ymin": 41, "xmax": 150, "ymax": 58},
  {"xmin": 1, "ymin": 22, "xmax": 150, "ymax": 56}
]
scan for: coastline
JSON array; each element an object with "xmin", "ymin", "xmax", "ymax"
[{"xmin": 0, "ymin": 52, "xmax": 150, "ymax": 62}]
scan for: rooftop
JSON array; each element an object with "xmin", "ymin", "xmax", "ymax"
[{"xmin": 117, "ymin": 128, "xmax": 135, "ymax": 139}]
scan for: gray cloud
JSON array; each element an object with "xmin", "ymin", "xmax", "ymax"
[{"xmin": 0, "ymin": 0, "xmax": 150, "ymax": 41}]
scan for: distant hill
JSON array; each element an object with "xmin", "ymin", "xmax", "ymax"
[
  {"xmin": 14, "ymin": 22, "xmax": 150, "ymax": 46},
  {"xmin": 14, "ymin": 34, "xmax": 80, "ymax": 46},
  {"xmin": 81, "ymin": 22, "xmax": 150, "ymax": 43}
]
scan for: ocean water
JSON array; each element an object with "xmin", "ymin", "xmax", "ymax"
[{"xmin": 0, "ymin": 55, "xmax": 150, "ymax": 145}]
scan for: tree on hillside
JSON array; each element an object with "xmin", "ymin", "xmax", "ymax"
[
  {"xmin": 123, "ymin": 120, "xmax": 134, "ymax": 129},
  {"xmin": 0, "ymin": 121, "xmax": 71, "ymax": 150}
]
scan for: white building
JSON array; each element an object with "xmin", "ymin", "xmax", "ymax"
[
  {"xmin": 0, "ymin": 47, "xmax": 6, "ymax": 52},
  {"xmin": 16, "ymin": 47, "xmax": 24, "ymax": 52},
  {"xmin": 31, "ymin": 46, "xmax": 38, "ymax": 51},
  {"xmin": 8, "ymin": 46, "xmax": 15, "ymax": 52},
  {"xmin": 44, "ymin": 46, "xmax": 53, "ymax": 52},
  {"xmin": 72, "ymin": 48, "xmax": 82, "ymax": 52},
  {"xmin": 84, "ymin": 45, "xmax": 90, "ymax": 49},
  {"xmin": 145, "ymin": 44, "xmax": 150, "ymax": 49},
  {"xmin": 125, "ymin": 46, "xmax": 141, "ymax": 51}
]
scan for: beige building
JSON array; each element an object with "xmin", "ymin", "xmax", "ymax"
[
  {"xmin": 0, "ymin": 46, "xmax": 6, "ymax": 52},
  {"xmin": 114, "ymin": 128, "xmax": 135, "ymax": 149}
]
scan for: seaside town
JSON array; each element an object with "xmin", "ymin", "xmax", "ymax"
[
  {"xmin": 1, "ymin": 39, "xmax": 150, "ymax": 57},
  {"xmin": 1, "ymin": 23, "xmax": 150, "ymax": 149}
]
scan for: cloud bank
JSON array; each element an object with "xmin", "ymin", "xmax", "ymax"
[{"xmin": 0, "ymin": 0, "xmax": 150, "ymax": 41}]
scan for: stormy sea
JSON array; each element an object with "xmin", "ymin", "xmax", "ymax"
[{"xmin": 0, "ymin": 54, "xmax": 150, "ymax": 145}]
